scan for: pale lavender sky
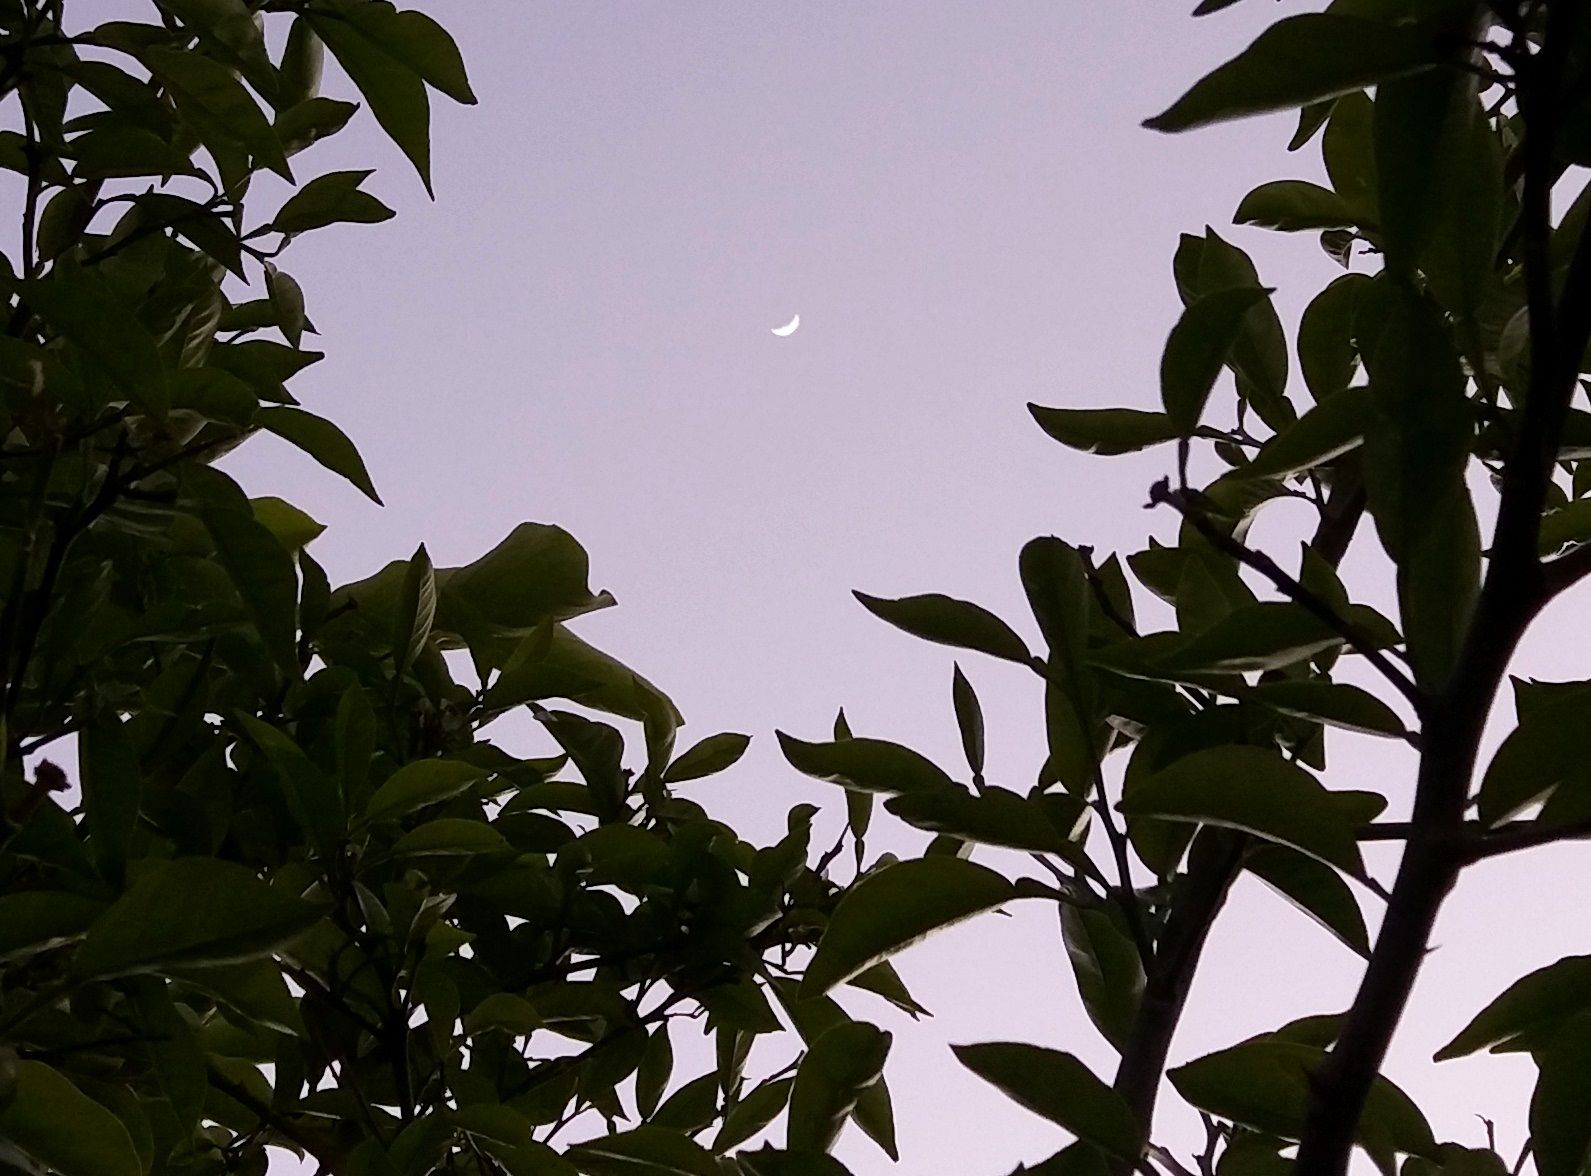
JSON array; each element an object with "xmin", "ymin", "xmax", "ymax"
[{"xmin": 231, "ymin": 4, "xmax": 1591, "ymax": 1173}]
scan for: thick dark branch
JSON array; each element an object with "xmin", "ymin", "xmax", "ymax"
[
  {"xmin": 1111, "ymin": 829, "xmax": 1246, "ymax": 1167},
  {"xmin": 1147, "ymin": 479, "xmax": 1423, "ymax": 714}
]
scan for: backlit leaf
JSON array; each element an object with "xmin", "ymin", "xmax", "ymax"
[
  {"xmin": 801, "ymin": 857, "xmax": 1017, "ymax": 998},
  {"xmin": 778, "ymin": 732, "xmax": 957, "ymax": 796},
  {"xmin": 1145, "ymin": 15, "xmax": 1446, "ymax": 133},
  {"xmin": 854, "ymin": 591, "xmax": 1031, "ymax": 665},
  {"xmin": 1119, "ymin": 746, "xmax": 1369, "ymax": 874},
  {"xmin": 953, "ymin": 1043, "xmax": 1140, "ymax": 1158}
]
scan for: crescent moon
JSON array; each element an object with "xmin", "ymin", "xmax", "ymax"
[{"xmin": 770, "ymin": 314, "xmax": 800, "ymax": 337}]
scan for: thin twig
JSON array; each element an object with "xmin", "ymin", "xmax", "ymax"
[{"xmin": 1147, "ymin": 479, "xmax": 1424, "ymax": 714}]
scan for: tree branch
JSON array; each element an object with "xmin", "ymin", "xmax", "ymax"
[{"xmin": 1108, "ymin": 478, "xmax": 1369, "ymax": 1174}]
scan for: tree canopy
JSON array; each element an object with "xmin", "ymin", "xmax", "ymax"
[
  {"xmin": 0, "ymin": 3, "xmax": 900, "ymax": 1175},
  {"xmin": 10, "ymin": 3, "xmax": 1591, "ymax": 1176}
]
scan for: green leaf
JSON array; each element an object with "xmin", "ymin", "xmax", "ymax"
[
  {"xmin": 1246, "ymin": 845, "xmax": 1370, "ymax": 957},
  {"xmin": 1060, "ymin": 903, "xmax": 1145, "ymax": 1052},
  {"xmin": 1417, "ymin": 87, "xmax": 1503, "ymax": 322},
  {"xmin": 1475, "ymin": 677, "xmax": 1591, "ymax": 827},
  {"xmin": 1027, "ymin": 405, "xmax": 1181, "ymax": 455},
  {"xmin": 1170, "ymin": 1036, "xmax": 1437, "ymax": 1161},
  {"xmin": 203, "ymin": 505, "xmax": 301, "ymax": 678},
  {"xmin": 854, "ymin": 591, "xmax": 1031, "ymax": 664},
  {"xmin": 73, "ymin": 858, "xmax": 324, "ymax": 977},
  {"xmin": 1530, "ymin": 1016, "xmax": 1591, "ymax": 1176},
  {"xmin": 344, "ymin": 1, "xmax": 475, "ymax": 104},
  {"xmin": 275, "ymin": 96, "xmax": 360, "ymax": 156},
  {"xmin": 1234, "ymin": 180, "xmax": 1356, "ymax": 232},
  {"xmin": 738, "ymin": 1150, "xmax": 857, "ymax": 1176},
  {"xmin": 884, "ymin": 786, "xmax": 1080, "ymax": 854},
  {"xmin": 1357, "ymin": 278, "xmax": 1476, "ymax": 687},
  {"xmin": 391, "ymin": 543, "xmax": 436, "ymax": 678},
  {"xmin": 307, "ymin": 4, "xmax": 435, "ymax": 193},
  {"xmin": 952, "ymin": 1043, "xmax": 1140, "ymax": 1158},
  {"xmin": 461, "ymin": 993, "xmax": 542, "ymax": 1037},
  {"xmin": 0, "ymin": 892, "xmax": 105, "ymax": 960},
  {"xmin": 951, "ymin": 663, "xmax": 986, "ymax": 777},
  {"xmin": 563, "ymin": 825, "xmax": 670, "ymax": 889},
  {"xmin": 250, "ymin": 496, "xmax": 325, "ymax": 550},
  {"xmin": 847, "ymin": 959, "xmax": 930, "ymax": 1020},
  {"xmin": 662, "ymin": 732, "xmax": 751, "ymax": 783},
  {"xmin": 0, "ymin": 1061, "xmax": 140, "ymax": 1176},
  {"xmin": 787, "ymin": 1021, "xmax": 892, "ymax": 1153},
  {"xmin": 80, "ymin": 716, "xmax": 140, "ymax": 886},
  {"xmin": 636, "ymin": 1025, "xmax": 673, "ymax": 1119},
  {"xmin": 1247, "ymin": 679, "xmax": 1405, "ymax": 738},
  {"xmin": 651, "ymin": 1073, "xmax": 722, "ymax": 1136},
  {"xmin": 1243, "ymin": 387, "xmax": 1371, "ymax": 479},
  {"xmin": 1298, "ymin": 275, "xmax": 1371, "ymax": 401},
  {"xmin": 169, "ymin": 958, "xmax": 304, "ymax": 1035},
  {"xmin": 280, "ymin": 17, "xmax": 325, "ymax": 106},
  {"xmin": 767, "ymin": 979, "xmax": 900, "ymax": 1158},
  {"xmin": 264, "ymin": 263, "xmax": 306, "ymax": 346},
  {"xmin": 155, "ymin": 0, "xmax": 277, "ymax": 101},
  {"xmin": 777, "ymin": 732, "xmax": 957, "ymax": 796},
  {"xmin": 1166, "ymin": 602, "xmax": 1343, "ymax": 674},
  {"xmin": 716, "ymin": 1074, "xmax": 795, "ymax": 1152},
  {"xmin": 1119, "ymin": 746, "xmax": 1368, "ymax": 874},
  {"xmin": 1144, "ymin": 14, "xmax": 1447, "ymax": 133},
  {"xmin": 392, "ymin": 818, "xmax": 509, "ymax": 857},
  {"xmin": 1189, "ymin": 232, "xmax": 1290, "ymax": 426},
  {"xmin": 1540, "ymin": 499, "xmax": 1591, "ymax": 554},
  {"xmin": 270, "ymin": 169, "xmax": 396, "ymax": 234},
  {"xmin": 486, "ymin": 626, "xmax": 679, "ymax": 739},
  {"xmin": 1161, "ymin": 286, "xmax": 1273, "ymax": 433},
  {"xmin": 1435, "ymin": 955, "xmax": 1591, "ymax": 1061},
  {"xmin": 1020, "ymin": 537, "xmax": 1091, "ymax": 665},
  {"xmin": 1373, "ymin": 68, "xmax": 1459, "ymax": 274},
  {"xmin": 439, "ymin": 522, "xmax": 615, "ymax": 642},
  {"xmin": 25, "ymin": 268, "xmax": 167, "ymax": 416},
  {"xmin": 69, "ymin": 126, "xmax": 201, "ymax": 180},
  {"xmin": 801, "ymin": 857, "xmax": 1017, "ymax": 998},
  {"xmin": 257, "ymin": 405, "xmax": 382, "ymax": 503},
  {"xmin": 236, "ymin": 715, "xmax": 342, "ymax": 846},
  {"xmin": 566, "ymin": 1125, "xmax": 722, "ymax": 1176},
  {"xmin": 146, "ymin": 48, "xmax": 290, "ymax": 180},
  {"xmin": 363, "ymin": 759, "xmax": 487, "ymax": 824},
  {"xmin": 456, "ymin": 1107, "xmax": 579, "ymax": 1175},
  {"xmin": 1021, "ymin": 538, "xmax": 1100, "ymax": 793}
]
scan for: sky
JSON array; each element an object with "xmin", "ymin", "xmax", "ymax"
[{"xmin": 223, "ymin": 4, "xmax": 1591, "ymax": 1173}]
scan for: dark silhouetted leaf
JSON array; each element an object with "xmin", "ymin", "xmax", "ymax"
[
  {"xmin": 1028, "ymin": 405, "xmax": 1181, "ymax": 455},
  {"xmin": 787, "ymin": 1021, "xmax": 891, "ymax": 1153},
  {"xmin": 953, "ymin": 1043, "xmax": 1140, "ymax": 1158},
  {"xmin": 662, "ymin": 732, "xmax": 751, "ymax": 783},
  {"xmin": 854, "ymin": 591, "xmax": 1031, "ymax": 664},
  {"xmin": 801, "ymin": 857, "xmax": 1017, "ymax": 998},
  {"xmin": 778, "ymin": 732, "xmax": 956, "ymax": 795},
  {"xmin": 1120, "ymin": 746, "xmax": 1371, "ymax": 874},
  {"xmin": 1145, "ymin": 15, "xmax": 1446, "ymax": 133}
]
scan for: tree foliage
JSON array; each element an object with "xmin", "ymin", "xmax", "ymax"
[
  {"xmin": 0, "ymin": 4, "xmax": 896, "ymax": 1175},
  {"xmin": 781, "ymin": 3, "xmax": 1591, "ymax": 1176}
]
